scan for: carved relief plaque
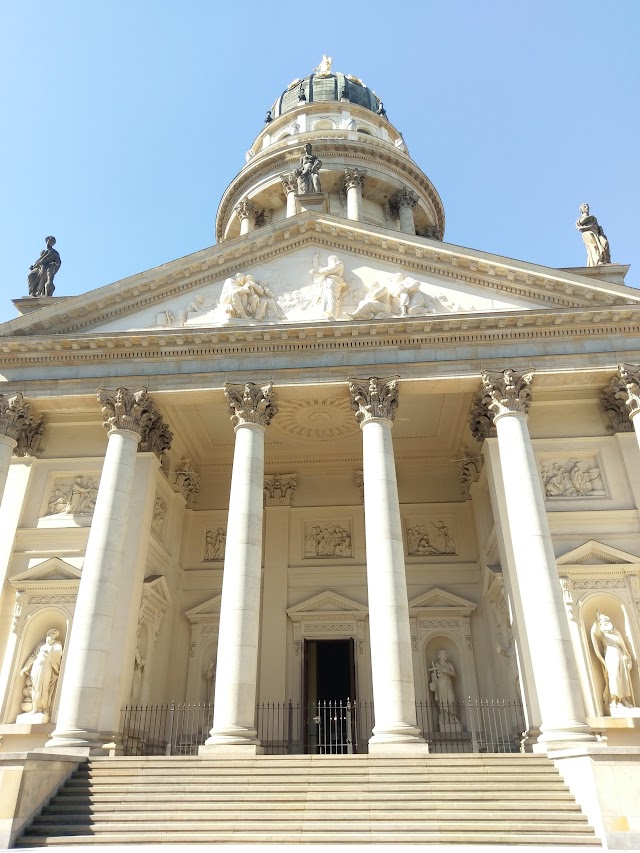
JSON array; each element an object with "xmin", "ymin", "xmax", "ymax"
[{"xmin": 304, "ymin": 522, "xmax": 352, "ymax": 558}]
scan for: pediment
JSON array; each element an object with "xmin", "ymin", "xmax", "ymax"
[
  {"xmin": 10, "ymin": 558, "xmax": 82, "ymax": 583},
  {"xmin": 409, "ymin": 587, "xmax": 477, "ymax": 613},
  {"xmin": 185, "ymin": 594, "xmax": 222, "ymax": 623},
  {"xmin": 2, "ymin": 212, "xmax": 637, "ymax": 340},
  {"xmin": 287, "ymin": 590, "xmax": 368, "ymax": 618},
  {"xmin": 557, "ymin": 540, "xmax": 640, "ymax": 566},
  {"xmin": 142, "ymin": 575, "xmax": 172, "ymax": 609}
]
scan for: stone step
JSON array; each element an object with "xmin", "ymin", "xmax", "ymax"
[
  {"xmin": 34, "ymin": 809, "xmax": 591, "ymax": 824},
  {"xmin": 76, "ymin": 765, "xmax": 562, "ymax": 778},
  {"xmin": 42, "ymin": 793, "xmax": 580, "ymax": 815},
  {"xmin": 16, "ymin": 831, "xmax": 602, "ymax": 846}
]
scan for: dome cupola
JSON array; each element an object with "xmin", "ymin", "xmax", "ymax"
[{"xmin": 215, "ymin": 58, "xmax": 445, "ymax": 243}]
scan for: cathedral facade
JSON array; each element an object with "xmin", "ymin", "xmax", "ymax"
[{"xmin": 1, "ymin": 60, "xmax": 640, "ymax": 845}]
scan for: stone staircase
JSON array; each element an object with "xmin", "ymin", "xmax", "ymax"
[{"xmin": 17, "ymin": 753, "xmax": 601, "ymax": 846}]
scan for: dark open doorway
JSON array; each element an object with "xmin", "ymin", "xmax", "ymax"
[{"xmin": 304, "ymin": 639, "xmax": 356, "ymax": 753}]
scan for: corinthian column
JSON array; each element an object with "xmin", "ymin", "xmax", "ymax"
[
  {"xmin": 281, "ymin": 173, "xmax": 297, "ymax": 217},
  {"xmin": 235, "ymin": 199, "xmax": 256, "ymax": 235},
  {"xmin": 203, "ymin": 382, "xmax": 277, "ymax": 753},
  {"xmin": 477, "ymin": 369, "xmax": 594, "ymax": 750},
  {"xmin": 349, "ymin": 377, "xmax": 425, "ymax": 752},
  {"xmin": 0, "ymin": 393, "xmax": 44, "ymax": 500},
  {"xmin": 391, "ymin": 187, "xmax": 418, "ymax": 235},
  {"xmin": 47, "ymin": 387, "xmax": 159, "ymax": 751},
  {"xmin": 603, "ymin": 364, "xmax": 640, "ymax": 453},
  {"xmin": 343, "ymin": 167, "xmax": 367, "ymax": 221}
]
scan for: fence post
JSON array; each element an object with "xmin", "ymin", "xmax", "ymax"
[
  {"xmin": 469, "ymin": 697, "xmax": 481, "ymax": 753},
  {"xmin": 287, "ymin": 700, "xmax": 293, "ymax": 754},
  {"xmin": 346, "ymin": 698, "xmax": 353, "ymax": 754},
  {"xmin": 166, "ymin": 700, "xmax": 175, "ymax": 756}
]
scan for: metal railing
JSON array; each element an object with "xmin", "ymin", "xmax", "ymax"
[{"xmin": 120, "ymin": 698, "xmax": 525, "ymax": 756}]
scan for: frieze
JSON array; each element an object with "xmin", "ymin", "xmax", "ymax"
[
  {"xmin": 304, "ymin": 522, "xmax": 352, "ymax": 558},
  {"xmin": 539, "ymin": 456, "xmax": 607, "ymax": 499},
  {"xmin": 571, "ymin": 579, "xmax": 625, "ymax": 590},
  {"xmin": 406, "ymin": 520, "xmax": 456, "ymax": 556},
  {"xmin": 204, "ymin": 528, "xmax": 226, "ymax": 562},
  {"xmin": 27, "ymin": 594, "xmax": 76, "ymax": 606},
  {"xmin": 419, "ymin": 619, "xmax": 461, "ymax": 630},
  {"xmin": 45, "ymin": 475, "xmax": 100, "ymax": 517}
]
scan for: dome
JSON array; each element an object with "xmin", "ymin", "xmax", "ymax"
[{"xmin": 269, "ymin": 61, "xmax": 385, "ymax": 120}]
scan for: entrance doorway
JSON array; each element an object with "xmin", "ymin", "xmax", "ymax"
[{"xmin": 304, "ymin": 639, "xmax": 356, "ymax": 753}]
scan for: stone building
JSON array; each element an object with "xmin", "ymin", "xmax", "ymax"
[{"xmin": 1, "ymin": 59, "xmax": 640, "ymax": 846}]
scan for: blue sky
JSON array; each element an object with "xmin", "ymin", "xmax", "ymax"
[{"xmin": 1, "ymin": 1, "xmax": 638, "ymax": 325}]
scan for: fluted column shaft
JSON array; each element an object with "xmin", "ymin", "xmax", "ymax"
[
  {"xmin": 479, "ymin": 370, "xmax": 594, "ymax": 750},
  {"xmin": 48, "ymin": 388, "xmax": 160, "ymax": 750},
  {"xmin": 350, "ymin": 378, "xmax": 424, "ymax": 751},
  {"xmin": 344, "ymin": 168, "xmax": 367, "ymax": 222},
  {"xmin": 392, "ymin": 188, "xmax": 418, "ymax": 235},
  {"xmin": 204, "ymin": 382, "xmax": 277, "ymax": 753}
]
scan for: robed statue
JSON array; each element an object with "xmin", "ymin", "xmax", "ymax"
[
  {"xmin": 295, "ymin": 143, "xmax": 322, "ymax": 194},
  {"xmin": 576, "ymin": 204, "xmax": 611, "ymax": 267},
  {"xmin": 28, "ymin": 236, "xmax": 61, "ymax": 297}
]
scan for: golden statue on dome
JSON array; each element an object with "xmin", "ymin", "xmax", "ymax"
[{"xmin": 314, "ymin": 55, "xmax": 332, "ymax": 76}]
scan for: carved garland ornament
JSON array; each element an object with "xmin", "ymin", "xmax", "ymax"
[{"xmin": 348, "ymin": 376, "xmax": 399, "ymax": 424}]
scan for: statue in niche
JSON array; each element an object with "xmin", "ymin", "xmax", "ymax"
[
  {"xmin": 295, "ymin": 143, "xmax": 322, "ymax": 194},
  {"xmin": 18, "ymin": 628, "xmax": 64, "ymax": 722},
  {"xmin": 310, "ymin": 254, "xmax": 347, "ymax": 320},
  {"xmin": 130, "ymin": 643, "xmax": 145, "ymax": 703},
  {"xmin": 429, "ymin": 649, "xmax": 462, "ymax": 731},
  {"xmin": 304, "ymin": 525, "xmax": 352, "ymax": 558},
  {"xmin": 347, "ymin": 281, "xmax": 392, "ymax": 320},
  {"xmin": 576, "ymin": 203, "xmax": 611, "ymax": 266},
  {"xmin": 28, "ymin": 236, "xmax": 61, "ymax": 297},
  {"xmin": 206, "ymin": 659, "xmax": 216, "ymax": 704},
  {"xmin": 218, "ymin": 273, "xmax": 283, "ymax": 321},
  {"xmin": 204, "ymin": 528, "xmax": 226, "ymax": 561},
  {"xmin": 590, "ymin": 611, "xmax": 638, "ymax": 715}
]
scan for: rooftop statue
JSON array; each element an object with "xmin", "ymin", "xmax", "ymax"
[
  {"xmin": 314, "ymin": 55, "xmax": 332, "ymax": 76},
  {"xmin": 576, "ymin": 203, "xmax": 611, "ymax": 266},
  {"xmin": 295, "ymin": 143, "xmax": 322, "ymax": 195},
  {"xmin": 28, "ymin": 236, "xmax": 61, "ymax": 297}
]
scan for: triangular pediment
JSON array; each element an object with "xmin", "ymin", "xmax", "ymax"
[
  {"xmin": 142, "ymin": 575, "xmax": 172, "ymax": 608},
  {"xmin": 185, "ymin": 594, "xmax": 222, "ymax": 623},
  {"xmin": 2, "ymin": 212, "xmax": 637, "ymax": 340},
  {"xmin": 409, "ymin": 587, "xmax": 477, "ymax": 613},
  {"xmin": 287, "ymin": 590, "xmax": 368, "ymax": 617},
  {"xmin": 10, "ymin": 558, "xmax": 82, "ymax": 583},
  {"xmin": 557, "ymin": 540, "xmax": 640, "ymax": 566}
]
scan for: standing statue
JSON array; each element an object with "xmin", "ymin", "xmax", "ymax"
[
  {"xmin": 590, "ymin": 611, "xmax": 637, "ymax": 715},
  {"xmin": 295, "ymin": 143, "xmax": 322, "ymax": 194},
  {"xmin": 130, "ymin": 644, "xmax": 145, "ymax": 703},
  {"xmin": 429, "ymin": 649, "xmax": 462, "ymax": 730},
  {"xmin": 576, "ymin": 204, "xmax": 611, "ymax": 266},
  {"xmin": 310, "ymin": 254, "xmax": 347, "ymax": 320},
  {"xmin": 18, "ymin": 628, "xmax": 64, "ymax": 721},
  {"xmin": 27, "ymin": 236, "xmax": 61, "ymax": 297},
  {"xmin": 314, "ymin": 55, "xmax": 332, "ymax": 76}
]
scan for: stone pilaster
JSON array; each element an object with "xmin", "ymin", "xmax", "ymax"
[
  {"xmin": 349, "ymin": 377, "xmax": 425, "ymax": 752},
  {"xmin": 0, "ymin": 393, "xmax": 44, "ymax": 502},
  {"xmin": 476, "ymin": 369, "xmax": 594, "ymax": 750},
  {"xmin": 204, "ymin": 382, "xmax": 277, "ymax": 753},
  {"xmin": 47, "ymin": 387, "xmax": 160, "ymax": 751},
  {"xmin": 343, "ymin": 167, "xmax": 367, "ymax": 221},
  {"xmin": 390, "ymin": 187, "xmax": 419, "ymax": 235}
]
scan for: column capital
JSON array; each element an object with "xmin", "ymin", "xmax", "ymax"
[
  {"xmin": 234, "ymin": 198, "xmax": 256, "ymax": 220},
  {"xmin": 348, "ymin": 377, "xmax": 399, "ymax": 425},
  {"xmin": 97, "ymin": 387, "xmax": 159, "ymax": 438},
  {"xmin": 225, "ymin": 382, "xmax": 278, "ymax": 428},
  {"xmin": 0, "ymin": 392, "xmax": 45, "ymax": 457},
  {"xmin": 264, "ymin": 473, "xmax": 297, "ymax": 506},
  {"xmin": 390, "ymin": 187, "xmax": 418, "ymax": 212},
  {"xmin": 343, "ymin": 166, "xmax": 367, "ymax": 191},
  {"xmin": 280, "ymin": 172, "xmax": 297, "ymax": 195},
  {"xmin": 615, "ymin": 363, "xmax": 640, "ymax": 419},
  {"xmin": 482, "ymin": 368, "xmax": 534, "ymax": 418}
]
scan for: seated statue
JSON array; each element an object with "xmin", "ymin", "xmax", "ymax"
[
  {"xmin": 28, "ymin": 236, "xmax": 61, "ymax": 297},
  {"xmin": 347, "ymin": 281, "xmax": 392, "ymax": 320}
]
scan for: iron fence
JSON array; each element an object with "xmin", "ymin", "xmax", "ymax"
[{"xmin": 120, "ymin": 698, "xmax": 525, "ymax": 757}]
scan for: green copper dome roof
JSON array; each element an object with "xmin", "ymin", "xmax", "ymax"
[{"xmin": 270, "ymin": 71, "xmax": 385, "ymax": 119}]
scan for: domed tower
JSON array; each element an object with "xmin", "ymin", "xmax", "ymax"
[{"xmin": 216, "ymin": 57, "xmax": 445, "ymax": 242}]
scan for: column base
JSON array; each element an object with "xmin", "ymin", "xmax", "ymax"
[
  {"xmin": 368, "ymin": 741, "xmax": 429, "ymax": 756},
  {"xmin": 199, "ymin": 743, "xmax": 264, "ymax": 756},
  {"xmin": 369, "ymin": 722, "xmax": 425, "ymax": 748},
  {"xmin": 45, "ymin": 728, "xmax": 118, "ymax": 756},
  {"xmin": 204, "ymin": 724, "xmax": 261, "ymax": 749},
  {"xmin": 532, "ymin": 723, "xmax": 598, "ymax": 753}
]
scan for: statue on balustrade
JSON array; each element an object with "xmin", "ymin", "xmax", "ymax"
[
  {"xmin": 27, "ymin": 236, "xmax": 61, "ymax": 297},
  {"xmin": 429, "ymin": 649, "xmax": 462, "ymax": 731},
  {"xmin": 576, "ymin": 204, "xmax": 611, "ymax": 266},
  {"xmin": 18, "ymin": 628, "xmax": 64, "ymax": 722},
  {"xmin": 591, "ymin": 612, "xmax": 638, "ymax": 715},
  {"xmin": 295, "ymin": 143, "xmax": 322, "ymax": 194}
]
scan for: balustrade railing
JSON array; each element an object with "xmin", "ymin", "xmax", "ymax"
[{"xmin": 120, "ymin": 698, "xmax": 525, "ymax": 757}]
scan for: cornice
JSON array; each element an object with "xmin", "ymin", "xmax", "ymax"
[
  {"xmin": 1, "ymin": 213, "xmax": 637, "ymax": 341},
  {"xmin": 1, "ymin": 306, "xmax": 640, "ymax": 370}
]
